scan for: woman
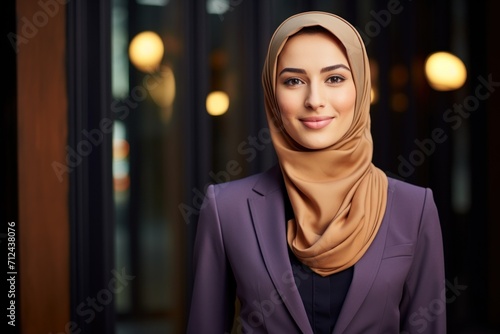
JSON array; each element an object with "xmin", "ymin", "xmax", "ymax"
[{"xmin": 187, "ymin": 11, "xmax": 446, "ymax": 334}]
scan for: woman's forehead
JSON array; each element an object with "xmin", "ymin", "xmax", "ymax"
[{"xmin": 276, "ymin": 32, "xmax": 350, "ymax": 68}]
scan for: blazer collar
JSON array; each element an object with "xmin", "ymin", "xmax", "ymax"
[
  {"xmin": 251, "ymin": 164, "xmax": 283, "ymax": 196},
  {"xmin": 248, "ymin": 165, "xmax": 314, "ymax": 334},
  {"xmin": 247, "ymin": 165, "xmax": 395, "ymax": 334},
  {"xmin": 332, "ymin": 182, "xmax": 394, "ymax": 334}
]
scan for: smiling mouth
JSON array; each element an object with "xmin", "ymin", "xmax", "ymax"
[{"xmin": 299, "ymin": 117, "xmax": 334, "ymax": 129}]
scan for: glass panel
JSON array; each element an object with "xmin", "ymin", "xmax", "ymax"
[
  {"xmin": 112, "ymin": 0, "xmax": 187, "ymax": 332},
  {"xmin": 112, "ymin": 0, "xmax": 132, "ymax": 316}
]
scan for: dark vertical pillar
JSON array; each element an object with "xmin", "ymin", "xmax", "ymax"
[
  {"xmin": 485, "ymin": 0, "xmax": 500, "ymax": 328},
  {"xmin": 466, "ymin": 0, "xmax": 490, "ymax": 329},
  {"xmin": 67, "ymin": 0, "xmax": 115, "ymax": 332},
  {"xmin": 184, "ymin": 0, "xmax": 212, "ymax": 323},
  {"xmin": 2, "ymin": 1, "xmax": 19, "ymax": 333}
]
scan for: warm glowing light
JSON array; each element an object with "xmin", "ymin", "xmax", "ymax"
[
  {"xmin": 112, "ymin": 121, "xmax": 130, "ymax": 193},
  {"xmin": 369, "ymin": 58, "xmax": 378, "ymax": 105},
  {"xmin": 206, "ymin": 91, "xmax": 230, "ymax": 116},
  {"xmin": 425, "ymin": 52, "xmax": 467, "ymax": 91},
  {"xmin": 129, "ymin": 31, "xmax": 164, "ymax": 72},
  {"xmin": 370, "ymin": 87, "xmax": 378, "ymax": 104},
  {"xmin": 113, "ymin": 139, "xmax": 130, "ymax": 160},
  {"xmin": 114, "ymin": 175, "xmax": 130, "ymax": 192},
  {"xmin": 147, "ymin": 65, "xmax": 176, "ymax": 122}
]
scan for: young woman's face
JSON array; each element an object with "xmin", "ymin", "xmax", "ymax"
[{"xmin": 276, "ymin": 31, "xmax": 356, "ymax": 150}]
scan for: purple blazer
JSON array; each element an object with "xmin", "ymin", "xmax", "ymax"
[{"xmin": 187, "ymin": 165, "xmax": 446, "ymax": 333}]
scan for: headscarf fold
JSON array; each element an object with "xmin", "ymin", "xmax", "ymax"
[{"xmin": 262, "ymin": 11, "xmax": 388, "ymax": 276}]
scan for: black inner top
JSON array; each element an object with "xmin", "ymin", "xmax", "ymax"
[{"xmin": 284, "ymin": 190, "xmax": 353, "ymax": 333}]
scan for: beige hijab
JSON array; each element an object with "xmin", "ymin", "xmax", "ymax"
[{"xmin": 262, "ymin": 11, "xmax": 388, "ymax": 276}]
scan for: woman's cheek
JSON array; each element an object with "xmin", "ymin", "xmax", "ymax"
[{"xmin": 278, "ymin": 93, "xmax": 299, "ymax": 117}]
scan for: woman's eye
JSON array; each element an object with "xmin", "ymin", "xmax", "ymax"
[
  {"xmin": 284, "ymin": 78, "xmax": 303, "ymax": 86},
  {"xmin": 327, "ymin": 76, "xmax": 345, "ymax": 84}
]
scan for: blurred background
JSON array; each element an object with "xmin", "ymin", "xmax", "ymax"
[{"xmin": 3, "ymin": 0, "xmax": 499, "ymax": 333}]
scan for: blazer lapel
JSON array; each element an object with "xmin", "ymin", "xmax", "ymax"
[
  {"xmin": 247, "ymin": 166, "xmax": 313, "ymax": 334},
  {"xmin": 332, "ymin": 185, "xmax": 395, "ymax": 334}
]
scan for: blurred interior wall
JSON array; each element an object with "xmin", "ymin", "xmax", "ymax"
[{"xmin": 17, "ymin": 0, "xmax": 70, "ymax": 333}]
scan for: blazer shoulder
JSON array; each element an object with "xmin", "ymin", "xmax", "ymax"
[
  {"xmin": 386, "ymin": 177, "xmax": 437, "ymax": 222},
  {"xmin": 387, "ymin": 177, "xmax": 433, "ymax": 201},
  {"xmin": 382, "ymin": 178, "xmax": 440, "ymax": 251},
  {"xmin": 210, "ymin": 164, "xmax": 282, "ymax": 201}
]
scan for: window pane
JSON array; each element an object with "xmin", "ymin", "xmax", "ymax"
[{"xmin": 112, "ymin": 0, "xmax": 187, "ymax": 332}]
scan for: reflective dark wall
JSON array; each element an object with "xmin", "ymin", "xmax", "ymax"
[{"xmin": 107, "ymin": 1, "xmax": 499, "ymax": 333}]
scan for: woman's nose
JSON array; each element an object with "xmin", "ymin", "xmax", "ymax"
[{"xmin": 304, "ymin": 84, "xmax": 325, "ymax": 110}]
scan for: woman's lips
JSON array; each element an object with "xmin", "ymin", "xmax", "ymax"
[{"xmin": 299, "ymin": 116, "xmax": 334, "ymax": 129}]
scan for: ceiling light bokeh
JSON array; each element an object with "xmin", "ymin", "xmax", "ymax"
[
  {"xmin": 206, "ymin": 91, "xmax": 230, "ymax": 116},
  {"xmin": 425, "ymin": 51, "xmax": 467, "ymax": 91},
  {"xmin": 129, "ymin": 31, "xmax": 164, "ymax": 73}
]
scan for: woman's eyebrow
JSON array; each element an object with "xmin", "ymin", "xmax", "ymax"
[
  {"xmin": 279, "ymin": 64, "xmax": 351, "ymax": 77},
  {"xmin": 278, "ymin": 67, "xmax": 306, "ymax": 76},
  {"xmin": 320, "ymin": 64, "xmax": 351, "ymax": 73}
]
